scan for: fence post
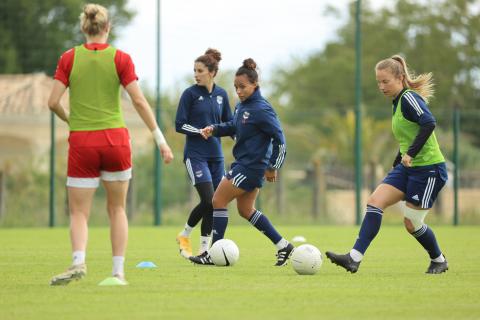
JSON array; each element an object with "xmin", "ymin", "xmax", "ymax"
[
  {"xmin": 275, "ymin": 170, "xmax": 284, "ymax": 215},
  {"xmin": 453, "ymin": 105, "xmax": 460, "ymax": 226},
  {"xmin": 126, "ymin": 173, "xmax": 135, "ymax": 220},
  {"xmin": 49, "ymin": 112, "xmax": 56, "ymax": 227},
  {"xmin": 153, "ymin": 0, "xmax": 162, "ymax": 226},
  {"xmin": 354, "ymin": 0, "xmax": 363, "ymax": 226},
  {"xmin": 312, "ymin": 159, "xmax": 326, "ymax": 219},
  {"xmin": 0, "ymin": 171, "xmax": 5, "ymax": 218}
]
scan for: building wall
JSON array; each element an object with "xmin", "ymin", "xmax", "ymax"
[{"xmin": 0, "ymin": 73, "xmax": 155, "ymax": 172}]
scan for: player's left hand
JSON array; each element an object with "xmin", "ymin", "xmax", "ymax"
[
  {"xmin": 401, "ymin": 154, "xmax": 413, "ymax": 167},
  {"xmin": 159, "ymin": 143, "xmax": 174, "ymax": 164},
  {"xmin": 200, "ymin": 126, "xmax": 214, "ymax": 139},
  {"xmin": 265, "ymin": 169, "xmax": 277, "ymax": 182}
]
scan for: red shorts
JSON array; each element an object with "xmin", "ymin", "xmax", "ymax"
[{"xmin": 67, "ymin": 128, "xmax": 132, "ymax": 188}]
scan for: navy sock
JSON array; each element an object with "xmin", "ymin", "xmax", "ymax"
[
  {"xmin": 212, "ymin": 208, "xmax": 228, "ymax": 244},
  {"xmin": 411, "ymin": 225, "xmax": 442, "ymax": 259},
  {"xmin": 248, "ymin": 210, "xmax": 282, "ymax": 244},
  {"xmin": 353, "ymin": 205, "xmax": 383, "ymax": 254}
]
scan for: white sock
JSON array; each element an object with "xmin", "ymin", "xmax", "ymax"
[
  {"xmin": 112, "ymin": 256, "xmax": 125, "ymax": 277},
  {"xmin": 72, "ymin": 251, "xmax": 85, "ymax": 266},
  {"xmin": 275, "ymin": 238, "xmax": 289, "ymax": 250},
  {"xmin": 180, "ymin": 223, "xmax": 193, "ymax": 237},
  {"xmin": 432, "ymin": 254, "xmax": 446, "ymax": 263},
  {"xmin": 199, "ymin": 236, "xmax": 210, "ymax": 253},
  {"xmin": 349, "ymin": 249, "xmax": 364, "ymax": 262}
]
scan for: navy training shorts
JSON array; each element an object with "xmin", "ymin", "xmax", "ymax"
[
  {"xmin": 383, "ymin": 162, "xmax": 448, "ymax": 209},
  {"xmin": 185, "ymin": 158, "xmax": 225, "ymax": 189},
  {"xmin": 225, "ymin": 163, "xmax": 265, "ymax": 192}
]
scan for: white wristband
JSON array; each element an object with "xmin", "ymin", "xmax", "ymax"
[{"xmin": 152, "ymin": 127, "xmax": 166, "ymax": 146}]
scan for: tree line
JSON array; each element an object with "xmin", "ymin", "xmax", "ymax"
[{"xmin": 1, "ymin": 0, "xmax": 479, "ymax": 168}]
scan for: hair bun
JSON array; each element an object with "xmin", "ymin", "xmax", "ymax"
[
  {"xmin": 243, "ymin": 58, "xmax": 256, "ymax": 70},
  {"xmin": 80, "ymin": 4, "xmax": 109, "ymax": 36},
  {"xmin": 84, "ymin": 5, "xmax": 98, "ymax": 20},
  {"xmin": 205, "ymin": 48, "xmax": 222, "ymax": 62}
]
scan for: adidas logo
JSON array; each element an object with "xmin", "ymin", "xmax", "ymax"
[
  {"xmin": 198, "ymin": 96, "xmax": 204, "ymax": 101},
  {"xmin": 412, "ymin": 194, "xmax": 419, "ymax": 201}
]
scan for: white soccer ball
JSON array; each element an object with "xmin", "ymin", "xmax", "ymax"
[
  {"xmin": 209, "ymin": 239, "xmax": 239, "ymax": 266},
  {"xmin": 291, "ymin": 244, "xmax": 322, "ymax": 275}
]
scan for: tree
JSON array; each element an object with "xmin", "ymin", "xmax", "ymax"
[
  {"xmin": 271, "ymin": 0, "xmax": 480, "ymax": 147},
  {"xmin": 0, "ymin": 0, "xmax": 134, "ymax": 75}
]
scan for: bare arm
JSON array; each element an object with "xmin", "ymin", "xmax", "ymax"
[
  {"xmin": 125, "ymin": 81, "xmax": 174, "ymax": 164},
  {"xmin": 125, "ymin": 81, "xmax": 159, "ymax": 131},
  {"xmin": 47, "ymin": 80, "xmax": 69, "ymax": 123}
]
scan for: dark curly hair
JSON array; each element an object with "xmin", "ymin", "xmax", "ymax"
[
  {"xmin": 235, "ymin": 58, "xmax": 258, "ymax": 84},
  {"xmin": 195, "ymin": 48, "xmax": 222, "ymax": 76}
]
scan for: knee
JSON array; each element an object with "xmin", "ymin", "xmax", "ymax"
[
  {"xmin": 366, "ymin": 195, "xmax": 383, "ymax": 210},
  {"xmin": 200, "ymin": 198, "xmax": 213, "ymax": 209},
  {"xmin": 198, "ymin": 190, "xmax": 214, "ymax": 207},
  {"xmin": 403, "ymin": 218, "xmax": 415, "ymax": 233},
  {"xmin": 107, "ymin": 204, "xmax": 125, "ymax": 217},
  {"xmin": 212, "ymin": 194, "xmax": 225, "ymax": 209},
  {"xmin": 70, "ymin": 209, "xmax": 88, "ymax": 217},
  {"xmin": 237, "ymin": 208, "xmax": 253, "ymax": 220},
  {"xmin": 403, "ymin": 204, "xmax": 428, "ymax": 233}
]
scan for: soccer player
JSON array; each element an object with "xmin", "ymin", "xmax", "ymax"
[
  {"xmin": 175, "ymin": 49, "xmax": 232, "ymax": 258},
  {"xmin": 48, "ymin": 3, "xmax": 173, "ymax": 285},
  {"xmin": 189, "ymin": 58, "xmax": 293, "ymax": 266},
  {"xmin": 326, "ymin": 55, "xmax": 448, "ymax": 274}
]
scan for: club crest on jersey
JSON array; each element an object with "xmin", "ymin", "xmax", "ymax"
[
  {"xmin": 216, "ymin": 96, "xmax": 223, "ymax": 105},
  {"xmin": 243, "ymin": 111, "xmax": 250, "ymax": 120}
]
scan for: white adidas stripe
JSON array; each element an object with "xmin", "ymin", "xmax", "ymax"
[
  {"xmin": 367, "ymin": 207, "xmax": 383, "ymax": 215},
  {"xmin": 404, "ymin": 92, "xmax": 424, "ymax": 116},
  {"xmin": 279, "ymin": 144, "xmax": 287, "ymax": 167},
  {"xmin": 232, "ymin": 173, "xmax": 241, "ymax": 183},
  {"xmin": 422, "ymin": 178, "xmax": 435, "ymax": 208},
  {"xmin": 421, "ymin": 178, "xmax": 432, "ymax": 208},
  {"xmin": 422, "ymin": 177, "xmax": 436, "ymax": 208},
  {"xmin": 235, "ymin": 176, "xmax": 247, "ymax": 187},
  {"xmin": 233, "ymin": 174, "xmax": 246, "ymax": 186},
  {"xmin": 250, "ymin": 211, "xmax": 262, "ymax": 224},
  {"xmin": 413, "ymin": 224, "xmax": 427, "ymax": 237},
  {"xmin": 404, "ymin": 92, "xmax": 424, "ymax": 115},
  {"xmin": 273, "ymin": 144, "xmax": 286, "ymax": 169},
  {"xmin": 426, "ymin": 177, "xmax": 436, "ymax": 208},
  {"xmin": 182, "ymin": 124, "xmax": 200, "ymax": 133},
  {"xmin": 279, "ymin": 144, "xmax": 286, "ymax": 167},
  {"xmin": 213, "ymin": 210, "xmax": 229, "ymax": 217},
  {"xmin": 185, "ymin": 158, "xmax": 195, "ymax": 185}
]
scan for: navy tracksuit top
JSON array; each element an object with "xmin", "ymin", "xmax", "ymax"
[
  {"xmin": 175, "ymin": 84, "xmax": 232, "ymax": 160},
  {"xmin": 213, "ymin": 88, "xmax": 286, "ymax": 171}
]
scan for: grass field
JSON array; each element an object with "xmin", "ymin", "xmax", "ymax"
[{"xmin": 1, "ymin": 225, "xmax": 479, "ymax": 320}]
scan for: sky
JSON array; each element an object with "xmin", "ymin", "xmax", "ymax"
[{"xmin": 115, "ymin": 0, "xmax": 385, "ymax": 92}]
